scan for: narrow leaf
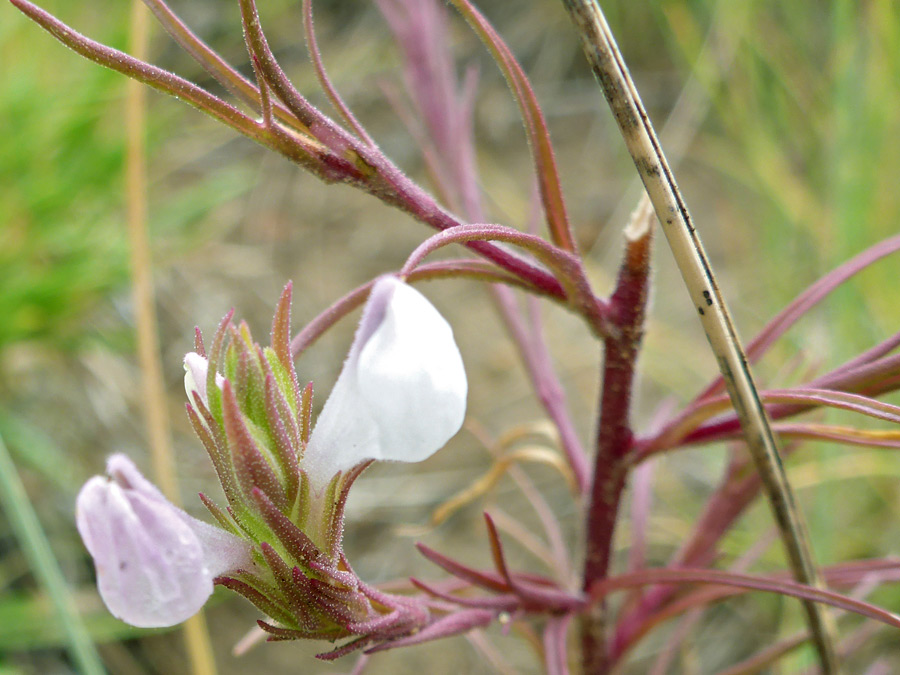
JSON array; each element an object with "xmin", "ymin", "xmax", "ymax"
[
  {"xmin": 591, "ymin": 567, "xmax": 900, "ymax": 629},
  {"xmin": 448, "ymin": 0, "xmax": 575, "ymax": 252},
  {"xmin": 221, "ymin": 381, "xmax": 288, "ymax": 510}
]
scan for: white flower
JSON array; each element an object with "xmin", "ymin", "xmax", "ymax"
[
  {"xmin": 183, "ymin": 352, "xmax": 224, "ymax": 409},
  {"xmin": 75, "ymin": 455, "xmax": 250, "ymax": 628},
  {"xmin": 303, "ymin": 276, "xmax": 467, "ymax": 487}
]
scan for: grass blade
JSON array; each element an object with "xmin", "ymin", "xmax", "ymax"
[{"xmin": 0, "ymin": 431, "xmax": 105, "ymax": 675}]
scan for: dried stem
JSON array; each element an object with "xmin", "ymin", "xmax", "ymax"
[
  {"xmin": 559, "ymin": 1, "xmax": 839, "ymax": 671},
  {"xmin": 124, "ymin": 3, "xmax": 217, "ymax": 673}
]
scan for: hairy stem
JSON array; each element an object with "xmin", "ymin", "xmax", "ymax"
[{"xmin": 581, "ymin": 200, "xmax": 653, "ymax": 672}]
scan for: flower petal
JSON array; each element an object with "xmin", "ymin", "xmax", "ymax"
[
  {"xmin": 304, "ymin": 277, "xmax": 467, "ymax": 486},
  {"xmin": 75, "ymin": 455, "xmax": 249, "ymax": 627},
  {"xmin": 184, "ymin": 352, "xmax": 224, "ymax": 408}
]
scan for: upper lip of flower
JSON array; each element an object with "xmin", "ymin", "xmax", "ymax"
[{"xmin": 300, "ymin": 275, "xmax": 468, "ymax": 487}]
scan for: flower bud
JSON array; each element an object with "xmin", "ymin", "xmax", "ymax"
[{"xmin": 183, "ymin": 352, "xmax": 223, "ymax": 408}]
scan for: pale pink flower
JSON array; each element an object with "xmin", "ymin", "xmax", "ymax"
[{"xmin": 75, "ymin": 454, "xmax": 250, "ymax": 627}]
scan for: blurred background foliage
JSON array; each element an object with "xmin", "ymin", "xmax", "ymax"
[{"xmin": 0, "ymin": 0, "xmax": 898, "ymax": 672}]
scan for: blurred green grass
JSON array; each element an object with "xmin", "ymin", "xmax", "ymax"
[
  {"xmin": 1, "ymin": 0, "xmax": 899, "ymax": 672},
  {"xmin": 661, "ymin": 0, "xmax": 900, "ymax": 357},
  {"xmin": 0, "ymin": 4, "xmax": 129, "ymax": 350}
]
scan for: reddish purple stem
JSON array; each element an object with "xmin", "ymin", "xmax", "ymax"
[{"xmin": 580, "ymin": 228, "xmax": 653, "ymax": 671}]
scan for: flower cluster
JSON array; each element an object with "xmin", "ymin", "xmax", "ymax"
[{"xmin": 76, "ymin": 276, "xmax": 467, "ymax": 654}]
